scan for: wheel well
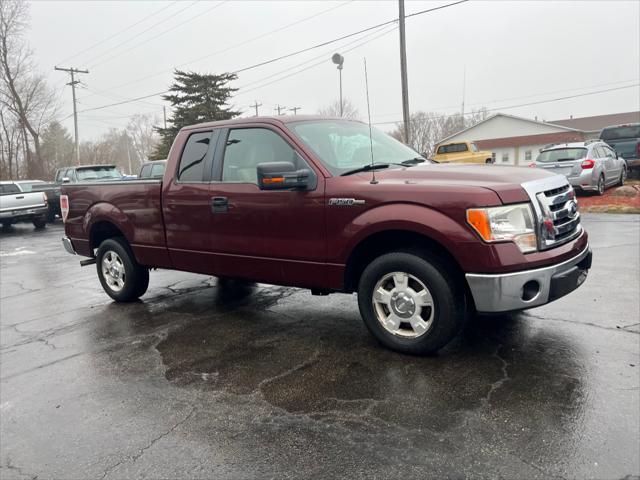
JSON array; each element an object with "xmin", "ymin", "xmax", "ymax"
[
  {"xmin": 344, "ymin": 230, "xmax": 466, "ymax": 293},
  {"xmin": 90, "ymin": 221, "xmax": 125, "ymax": 252}
]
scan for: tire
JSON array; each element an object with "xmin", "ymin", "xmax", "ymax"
[
  {"xmin": 618, "ymin": 167, "xmax": 627, "ymax": 186},
  {"xmin": 485, "ymin": 158, "xmax": 493, "ymax": 164},
  {"xmin": 1, "ymin": 221, "xmax": 11, "ymax": 230},
  {"xmin": 357, "ymin": 251, "xmax": 466, "ymax": 355},
  {"xmin": 96, "ymin": 237, "xmax": 149, "ymax": 302},
  {"xmin": 596, "ymin": 174, "xmax": 605, "ymax": 195},
  {"xmin": 32, "ymin": 217, "xmax": 46, "ymax": 229}
]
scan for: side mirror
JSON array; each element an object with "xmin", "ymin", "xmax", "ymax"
[
  {"xmin": 62, "ymin": 177, "xmax": 71, "ymax": 184},
  {"xmin": 257, "ymin": 162, "xmax": 311, "ymax": 190}
]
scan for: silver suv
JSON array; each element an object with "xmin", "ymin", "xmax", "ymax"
[{"xmin": 534, "ymin": 140, "xmax": 627, "ymax": 195}]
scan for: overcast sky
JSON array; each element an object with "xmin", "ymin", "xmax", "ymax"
[{"xmin": 26, "ymin": 0, "xmax": 640, "ymax": 140}]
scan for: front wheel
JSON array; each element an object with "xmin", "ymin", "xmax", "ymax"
[
  {"xmin": 96, "ymin": 237, "xmax": 149, "ymax": 302},
  {"xmin": 618, "ymin": 167, "xmax": 627, "ymax": 186},
  {"xmin": 357, "ymin": 251, "xmax": 466, "ymax": 355}
]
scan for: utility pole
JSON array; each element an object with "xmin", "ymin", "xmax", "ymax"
[
  {"xmin": 251, "ymin": 100, "xmax": 263, "ymax": 116},
  {"xmin": 398, "ymin": 0, "xmax": 410, "ymax": 146},
  {"xmin": 289, "ymin": 106, "xmax": 301, "ymax": 115},
  {"xmin": 55, "ymin": 66, "xmax": 89, "ymax": 165},
  {"xmin": 162, "ymin": 106, "xmax": 167, "ymax": 129},
  {"xmin": 274, "ymin": 104, "xmax": 287, "ymax": 116}
]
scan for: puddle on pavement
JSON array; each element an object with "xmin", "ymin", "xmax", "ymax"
[{"xmin": 153, "ymin": 285, "xmax": 587, "ymax": 434}]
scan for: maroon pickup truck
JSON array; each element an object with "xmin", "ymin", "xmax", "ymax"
[{"xmin": 61, "ymin": 116, "xmax": 591, "ymax": 354}]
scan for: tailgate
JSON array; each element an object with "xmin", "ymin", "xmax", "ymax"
[{"xmin": 0, "ymin": 192, "xmax": 46, "ymax": 212}]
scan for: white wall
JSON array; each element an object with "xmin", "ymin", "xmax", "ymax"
[
  {"xmin": 445, "ymin": 115, "xmax": 572, "ymax": 143},
  {"xmin": 491, "ymin": 144, "xmax": 548, "ymax": 166}
]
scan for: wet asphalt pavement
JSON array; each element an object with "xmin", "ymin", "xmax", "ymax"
[{"xmin": 0, "ymin": 214, "xmax": 638, "ymax": 479}]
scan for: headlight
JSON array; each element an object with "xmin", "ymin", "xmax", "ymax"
[{"xmin": 466, "ymin": 203, "xmax": 537, "ymax": 253}]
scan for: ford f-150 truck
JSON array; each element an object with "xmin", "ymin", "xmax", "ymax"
[{"xmin": 61, "ymin": 116, "xmax": 592, "ymax": 354}]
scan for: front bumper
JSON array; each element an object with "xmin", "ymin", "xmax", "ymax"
[
  {"xmin": 62, "ymin": 236, "xmax": 77, "ymax": 255},
  {"xmin": 465, "ymin": 245, "xmax": 592, "ymax": 313}
]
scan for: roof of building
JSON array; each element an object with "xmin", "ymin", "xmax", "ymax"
[
  {"xmin": 437, "ymin": 113, "xmax": 580, "ymax": 145},
  {"xmin": 549, "ymin": 111, "xmax": 640, "ymax": 132},
  {"xmin": 475, "ymin": 131, "xmax": 585, "ymax": 150}
]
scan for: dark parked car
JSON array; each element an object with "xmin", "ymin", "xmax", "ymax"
[
  {"xmin": 138, "ymin": 160, "xmax": 166, "ymax": 179},
  {"xmin": 599, "ymin": 123, "xmax": 640, "ymax": 171},
  {"xmin": 61, "ymin": 116, "xmax": 591, "ymax": 355}
]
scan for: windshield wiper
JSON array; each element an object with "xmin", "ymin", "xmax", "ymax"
[
  {"xmin": 341, "ymin": 163, "xmax": 392, "ymax": 176},
  {"xmin": 400, "ymin": 157, "xmax": 426, "ymax": 165}
]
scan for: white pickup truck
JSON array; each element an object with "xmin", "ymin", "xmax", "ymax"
[{"xmin": 0, "ymin": 181, "xmax": 49, "ymax": 229}]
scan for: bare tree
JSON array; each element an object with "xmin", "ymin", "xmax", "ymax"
[
  {"xmin": 391, "ymin": 108, "xmax": 490, "ymax": 157},
  {"xmin": 318, "ymin": 98, "xmax": 360, "ymax": 119},
  {"xmin": 127, "ymin": 113, "xmax": 159, "ymax": 165},
  {"xmin": 0, "ymin": 0, "xmax": 57, "ymax": 178},
  {"xmin": 0, "ymin": 108, "xmax": 20, "ymax": 178}
]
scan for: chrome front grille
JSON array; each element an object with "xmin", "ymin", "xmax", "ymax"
[{"xmin": 522, "ymin": 176, "xmax": 582, "ymax": 251}]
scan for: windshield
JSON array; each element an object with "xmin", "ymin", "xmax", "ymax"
[
  {"xmin": 76, "ymin": 166, "xmax": 122, "ymax": 181},
  {"xmin": 289, "ymin": 120, "xmax": 422, "ymax": 175},
  {"xmin": 600, "ymin": 125, "xmax": 640, "ymax": 141},
  {"xmin": 536, "ymin": 148, "xmax": 587, "ymax": 163}
]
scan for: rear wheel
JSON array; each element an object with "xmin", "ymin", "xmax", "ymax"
[
  {"xmin": 596, "ymin": 174, "xmax": 605, "ymax": 195},
  {"xmin": 32, "ymin": 217, "xmax": 46, "ymax": 229},
  {"xmin": 96, "ymin": 237, "xmax": 149, "ymax": 302},
  {"xmin": 357, "ymin": 251, "xmax": 466, "ymax": 355}
]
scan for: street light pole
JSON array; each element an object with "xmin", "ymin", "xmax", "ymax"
[
  {"xmin": 332, "ymin": 53, "xmax": 344, "ymax": 117},
  {"xmin": 398, "ymin": 0, "xmax": 411, "ymax": 145}
]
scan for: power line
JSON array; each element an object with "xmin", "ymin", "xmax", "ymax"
[
  {"xmin": 235, "ymin": 24, "xmax": 399, "ymax": 97},
  {"xmin": 82, "ymin": 0, "xmax": 354, "ymax": 99},
  {"xmin": 55, "ymin": 1, "xmax": 179, "ymax": 66},
  {"xmin": 372, "ymin": 83, "xmax": 640, "ymax": 125},
  {"xmin": 81, "ymin": 1, "xmax": 200, "ymax": 68},
  {"xmin": 90, "ymin": 1, "xmax": 230, "ymax": 69},
  {"xmin": 75, "ymin": 0, "xmax": 469, "ymax": 114},
  {"xmin": 370, "ymin": 78, "xmax": 640, "ymax": 119}
]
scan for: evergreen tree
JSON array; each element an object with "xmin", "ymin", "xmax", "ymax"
[
  {"xmin": 40, "ymin": 121, "xmax": 74, "ymax": 175},
  {"xmin": 151, "ymin": 70, "xmax": 239, "ymax": 159}
]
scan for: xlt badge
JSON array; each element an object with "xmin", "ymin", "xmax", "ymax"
[{"xmin": 328, "ymin": 198, "xmax": 366, "ymax": 206}]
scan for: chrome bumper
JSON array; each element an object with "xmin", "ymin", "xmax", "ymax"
[
  {"xmin": 466, "ymin": 246, "xmax": 592, "ymax": 313},
  {"xmin": 62, "ymin": 236, "xmax": 76, "ymax": 255}
]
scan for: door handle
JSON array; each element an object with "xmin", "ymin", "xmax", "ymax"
[{"xmin": 211, "ymin": 196, "xmax": 228, "ymax": 213}]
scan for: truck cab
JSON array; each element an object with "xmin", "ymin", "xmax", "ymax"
[{"xmin": 432, "ymin": 141, "xmax": 493, "ymax": 164}]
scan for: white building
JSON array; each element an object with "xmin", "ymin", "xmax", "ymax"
[{"xmin": 437, "ymin": 111, "xmax": 640, "ymax": 166}]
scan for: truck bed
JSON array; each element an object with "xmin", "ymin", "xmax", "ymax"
[{"xmin": 62, "ymin": 180, "xmax": 169, "ymax": 266}]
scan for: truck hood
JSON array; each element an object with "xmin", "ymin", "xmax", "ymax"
[{"xmin": 359, "ymin": 163, "xmax": 560, "ymax": 203}]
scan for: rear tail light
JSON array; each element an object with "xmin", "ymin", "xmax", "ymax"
[
  {"xmin": 60, "ymin": 195, "xmax": 69, "ymax": 223},
  {"xmin": 581, "ymin": 159, "xmax": 595, "ymax": 169},
  {"xmin": 42, "ymin": 191, "xmax": 48, "ymax": 205},
  {"xmin": 636, "ymin": 142, "xmax": 640, "ymax": 157}
]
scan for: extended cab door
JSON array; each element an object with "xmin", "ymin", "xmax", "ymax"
[
  {"xmin": 162, "ymin": 129, "xmax": 220, "ymax": 273},
  {"xmin": 208, "ymin": 125, "xmax": 326, "ymax": 287}
]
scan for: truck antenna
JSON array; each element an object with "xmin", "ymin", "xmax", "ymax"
[{"xmin": 364, "ymin": 57, "xmax": 378, "ymax": 185}]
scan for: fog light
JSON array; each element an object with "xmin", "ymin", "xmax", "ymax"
[{"xmin": 522, "ymin": 280, "xmax": 540, "ymax": 301}]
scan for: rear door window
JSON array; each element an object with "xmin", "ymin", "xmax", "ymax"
[{"xmin": 177, "ymin": 132, "xmax": 213, "ymax": 182}]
